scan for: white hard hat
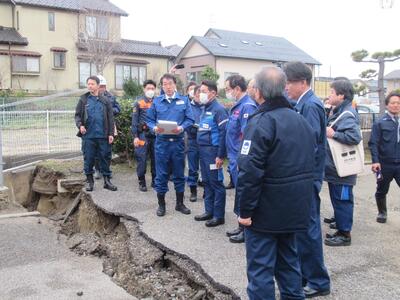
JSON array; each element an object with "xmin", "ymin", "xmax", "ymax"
[{"xmin": 97, "ymin": 75, "xmax": 107, "ymax": 86}]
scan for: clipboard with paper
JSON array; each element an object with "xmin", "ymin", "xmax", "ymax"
[{"xmin": 156, "ymin": 120, "xmax": 179, "ymax": 134}]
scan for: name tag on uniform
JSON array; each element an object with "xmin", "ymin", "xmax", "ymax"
[
  {"xmin": 176, "ymin": 100, "xmax": 184, "ymax": 105},
  {"xmin": 210, "ymin": 164, "xmax": 221, "ymax": 170},
  {"xmin": 206, "ymin": 112, "xmax": 212, "ymax": 115},
  {"xmin": 241, "ymin": 140, "xmax": 252, "ymax": 155},
  {"xmin": 202, "ymin": 123, "xmax": 210, "ymax": 129}
]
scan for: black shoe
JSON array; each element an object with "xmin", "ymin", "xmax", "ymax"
[
  {"xmin": 205, "ymin": 218, "xmax": 225, "ymax": 227},
  {"xmin": 303, "ymin": 286, "xmax": 330, "ymax": 298},
  {"xmin": 189, "ymin": 186, "xmax": 197, "ymax": 202},
  {"xmin": 86, "ymin": 174, "xmax": 94, "ymax": 192},
  {"xmin": 229, "ymin": 231, "xmax": 245, "ymax": 243},
  {"xmin": 325, "ymin": 230, "xmax": 339, "ymax": 239},
  {"xmin": 323, "ymin": 216, "xmax": 335, "ymax": 224},
  {"xmin": 329, "ymin": 222, "xmax": 337, "ymax": 229},
  {"xmin": 138, "ymin": 176, "xmax": 147, "ymax": 192},
  {"xmin": 103, "ymin": 176, "xmax": 117, "ymax": 191},
  {"xmin": 194, "ymin": 213, "xmax": 213, "ymax": 221},
  {"xmin": 175, "ymin": 192, "xmax": 191, "ymax": 215},
  {"xmin": 197, "ymin": 179, "xmax": 205, "ymax": 187},
  {"xmin": 156, "ymin": 193, "xmax": 166, "ymax": 217},
  {"xmin": 226, "ymin": 226, "xmax": 243, "ymax": 237},
  {"xmin": 324, "ymin": 233, "xmax": 351, "ymax": 247},
  {"xmin": 376, "ymin": 197, "xmax": 387, "ymax": 223}
]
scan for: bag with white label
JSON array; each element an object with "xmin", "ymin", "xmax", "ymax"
[{"xmin": 327, "ymin": 111, "xmax": 364, "ymax": 177}]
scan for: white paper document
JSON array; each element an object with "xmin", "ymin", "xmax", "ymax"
[{"xmin": 157, "ymin": 120, "xmax": 178, "ymax": 135}]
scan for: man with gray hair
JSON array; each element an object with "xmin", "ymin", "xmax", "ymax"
[{"xmin": 236, "ymin": 67, "xmax": 315, "ymax": 300}]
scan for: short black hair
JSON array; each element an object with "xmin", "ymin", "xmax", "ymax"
[
  {"xmin": 143, "ymin": 79, "xmax": 156, "ymax": 88},
  {"xmin": 330, "ymin": 79, "xmax": 354, "ymax": 101},
  {"xmin": 283, "ymin": 61, "xmax": 312, "ymax": 85},
  {"xmin": 385, "ymin": 91, "xmax": 400, "ymax": 105},
  {"xmin": 87, "ymin": 76, "xmax": 100, "ymax": 85},
  {"xmin": 194, "ymin": 85, "xmax": 201, "ymax": 94},
  {"xmin": 160, "ymin": 73, "xmax": 177, "ymax": 84},
  {"xmin": 201, "ymin": 80, "xmax": 218, "ymax": 93},
  {"xmin": 226, "ymin": 74, "xmax": 247, "ymax": 92},
  {"xmin": 186, "ymin": 81, "xmax": 197, "ymax": 92}
]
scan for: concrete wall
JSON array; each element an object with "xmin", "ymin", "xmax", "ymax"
[
  {"xmin": 3, "ymin": 166, "xmax": 35, "ymax": 207},
  {"xmin": 0, "ymin": 3, "xmax": 13, "ymax": 27}
]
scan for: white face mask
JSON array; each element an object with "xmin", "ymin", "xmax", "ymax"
[
  {"xmin": 199, "ymin": 92, "xmax": 209, "ymax": 105},
  {"xmin": 226, "ymin": 91, "xmax": 235, "ymax": 101},
  {"xmin": 145, "ymin": 90, "xmax": 155, "ymax": 98},
  {"xmin": 188, "ymin": 90, "xmax": 195, "ymax": 98}
]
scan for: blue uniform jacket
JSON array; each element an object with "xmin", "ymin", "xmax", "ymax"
[
  {"xmin": 131, "ymin": 96, "xmax": 154, "ymax": 138},
  {"xmin": 186, "ymin": 99, "xmax": 203, "ymax": 140},
  {"xmin": 197, "ymin": 99, "xmax": 229, "ymax": 158},
  {"xmin": 369, "ymin": 113, "xmax": 400, "ymax": 164},
  {"xmin": 324, "ymin": 99, "xmax": 362, "ymax": 186},
  {"xmin": 236, "ymin": 98, "xmax": 315, "ymax": 233},
  {"xmin": 146, "ymin": 92, "xmax": 194, "ymax": 138},
  {"xmin": 295, "ymin": 89, "xmax": 327, "ymax": 181},
  {"xmin": 226, "ymin": 94, "xmax": 257, "ymax": 159},
  {"xmin": 103, "ymin": 90, "xmax": 121, "ymax": 116}
]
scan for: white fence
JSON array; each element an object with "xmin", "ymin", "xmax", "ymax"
[{"xmin": 1, "ymin": 110, "xmax": 81, "ymax": 169}]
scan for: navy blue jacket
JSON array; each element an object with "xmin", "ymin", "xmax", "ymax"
[
  {"xmin": 226, "ymin": 94, "xmax": 257, "ymax": 159},
  {"xmin": 186, "ymin": 99, "xmax": 203, "ymax": 140},
  {"xmin": 74, "ymin": 92, "xmax": 114, "ymax": 138},
  {"xmin": 369, "ymin": 113, "xmax": 400, "ymax": 164},
  {"xmin": 102, "ymin": 90, "xmax": 121, "ymax": 116},
  {"xmin": 295, "ymin": 89, "xmax": 326, "ymax": 181},
  {"xmin": 131, "ymin": 96, "xmax": 154, "ymax": 138},
  {"xmin": 197, "ymin": 99, "xmax": 229, "ymax": 158},
  {"xmin": 237, "ymin": 98, "xmax": 315, "ymax": 233},
  {"xmin": 146, "ymin": 92, "xmax": 194, "ymax": 139},
  {"xmin": 325, "ymin": 100, "xmax": 362, "ymax": 186}
]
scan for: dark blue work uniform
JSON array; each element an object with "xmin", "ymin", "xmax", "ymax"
[
  {"xmin": 186, "ymin": 99, "xmax": 203, "ymax": 187},
  {"xmin": 131, "ymin": 96, "xmax": 156, "ymax": 182},
  {"xmin": 75, "ymin": 92, "xmax": 114, "ymax": 177},
  {"xmin": 146, "ymin": 93, "xmax": 194, "ymax": 194},
  {"xmin": 325, "ymin": 100, "xmax": 361, "ymax": 233},
  {"xmin": 236, "ymin": 99, "xmax": 315, "ymax": 300},
  {"xmin": 294, "ymin": 89, "xmax": 331, "ymax": 292},
  {"xmin": 225, "ymin": 94, "xmax": 257, "ymax": 215},
  {"xmin": 369, "ymin": 113, "xmax": 400, "ymax": 206},
  {"xmin": 197, "ymin": 99, "xmax": 228, "ymax": 220}
]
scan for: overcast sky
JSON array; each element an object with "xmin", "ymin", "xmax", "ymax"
[{"xmin": 113, "ymin": 0, "xmax": 400, "ymax": 79}]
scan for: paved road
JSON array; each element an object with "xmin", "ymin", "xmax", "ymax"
[
  {"xmin": 91, "ymin": 167, "xmax": 400, "ymax": 300},
  {"xmin": 0, "ymin": 216, "xmax": 136, "ymax": 300}
]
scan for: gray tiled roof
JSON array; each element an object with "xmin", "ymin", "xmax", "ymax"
[
  {"xmin": 384, "ymin": 69, "xmax": 400, "ymax": 80},
  {"xmin": 190, "ymin": 28, "xmax": 320, "ymax": 65},
  {"xmin": 13, "ymin": 0, "xmax": 128, "ymax": 16},
  {"xmin": 165, "ymin": 44, "xmax": 182, "ymax": 57},
  {"xmin": 0, "ymin": 26, "xmax": 28, "ymax": 45},
  {"xmin": 119, "ymin": 39, "xmax": 174, "ymax": 58}
]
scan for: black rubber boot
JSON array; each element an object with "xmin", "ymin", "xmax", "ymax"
[
  {"xmin": 103, "ymin": 176, "xmax": 117, "ymax": 191},
  {"xmin": 175, "ymin": 192, "xmax": 191, "ymax": 215},
  {"xmin": 86, "ymin": 174, "xmax": 94, "ymax": 192},
  {"xmin": 156, "ymin": 193, "xmax": 166, "ymax": 217},
  {"xmin": 138, "ymin": 176, "xmax": 147, "ymax": 192},
  {"xmin": 189, "ymin": 186, "xmax": 197, "ymax": 202},
  {"xmin": 376, "ymin": 197, "xmax": 387, "ymax": 223}
]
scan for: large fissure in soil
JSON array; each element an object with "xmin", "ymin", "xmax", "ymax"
[{"xmin": 24, "ymin": 163, "xmax": 239, "ymax": 300}]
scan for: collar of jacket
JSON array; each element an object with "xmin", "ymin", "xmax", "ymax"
[
  {"xmin": 231, "ymin": 93, "xmax": 251, "ymax": 110},
  {"xmin": 332, "ymin": 99, "xmax": 352, "ymax": 115},
  {"xmin": 253, "ymin": 96, "xmax": 293, "ymax": 116},
  {"xmin": 204, "ymin": 98, "xmax": 217, "ymax": 108}
]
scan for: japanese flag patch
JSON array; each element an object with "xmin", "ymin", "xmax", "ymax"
[{"xmin": 241, "ymin": 140, "xmax": 252, "ymax": 155}]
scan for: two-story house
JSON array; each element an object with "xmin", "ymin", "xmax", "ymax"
[{"xmin": 0, "ymin": 0, "xmax": 174, "ymax": 94}]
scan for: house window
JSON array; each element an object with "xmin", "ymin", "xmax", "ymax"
[
  {"xmin": 79, "ymin": 62, "xmax": 97, "ymax": 87},
  {"xmin": 115, "ymin": 64, "xmax": 146, "ymax": 89},
  {"xmin": 85, "ymin": 16, "xmax": 108, "ymax": 39},
  {"xmin": 48, "ymin": 12, "xmax": 55, "ymax": 31},
  {"xmin": 12, "ymin": 56, "xmax": 40, "ymax": 73},
  {"xmin": 186, "ymin": 71, "xmax": 202, "ymax": 83},
  {"xmin": 53, "ymin": 52, "xmax": 65, "ymax": 69}
]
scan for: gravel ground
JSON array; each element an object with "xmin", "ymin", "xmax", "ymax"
[{"xmin": 89, "ymin": 166, "xmax": 400, "ymax": 300}]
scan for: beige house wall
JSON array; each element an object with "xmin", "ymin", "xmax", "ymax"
[
  {"xmin": 184, "ymin": 41, "xmax": 209, "ymax": 57},
  {"xmin": 0, "ymin": 54, "xmax": 11, "ymax": 89},
  {"xmin": 0, "ymin": 3, "xmax": 13, "ymax": 27},
  {"xmin": 387, "ymin": 80, "xmax": 400, "ymax": 93},
  {"xmin": 215, "ymin": 57, "xmax": 274, "ymax": 87},
  {"xmin": 77, "ymin": 13, "xmax": 121, "ymax": 42}
]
